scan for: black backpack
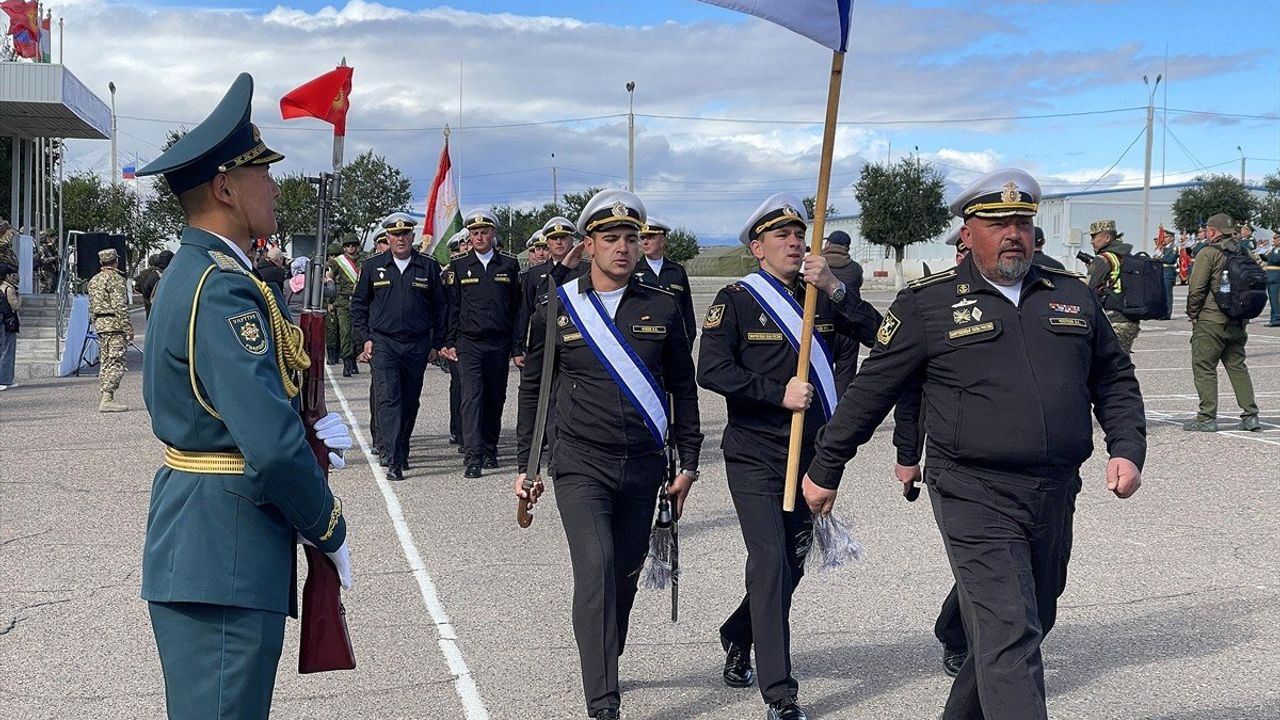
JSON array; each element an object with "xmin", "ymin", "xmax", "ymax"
[
  {"xmin": 0, "ymin": 289, "xmax": 18, "ymax": 333},
  {"xmin": 1100, "ymin": 251, "xmax": 1169, "ymax": 321},
  {"xmin": 1213, "ymin": 248, "xmax": 1268, "ymax": 320}
]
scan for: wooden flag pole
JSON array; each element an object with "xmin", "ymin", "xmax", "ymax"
[{"xmin": 783, "ymin": 49, "xmax": 846, "ymax": 512}]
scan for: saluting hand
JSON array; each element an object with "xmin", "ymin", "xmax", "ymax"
[
  {"xmin": 782, "ymin": 377, "xmax": 814, "ymax": 411},
  {"xmin": 562, "ymin": 241, "xmax": 586, "ymax": 269},
  {"xmin": 514, "ymin": 472, "xmax": 545, "ymax": 506},
  {"xmin": 802, "ymin": 474, "xmax": 837, "ymax": 516},
  {"xmin": 1106, "ymin": 457, "xmax": 1142, "ymax": 499}
]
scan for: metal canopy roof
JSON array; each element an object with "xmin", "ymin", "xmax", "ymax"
[{"xmin": 0, "ymin": 62, "xmax": 110, "ymax": 140}]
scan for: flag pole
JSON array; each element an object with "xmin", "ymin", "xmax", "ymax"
[
  {"xmin": 331, "ymin": 57, "xmax": 348, "ymax": 173},
  {"xmin": 783, "ymin": 49, "xmax": 845, "ymax": 512}
]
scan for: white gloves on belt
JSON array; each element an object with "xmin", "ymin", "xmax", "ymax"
[{"xmin": 314, "ymin": 411, "xmax": 352, "ymax": 469}]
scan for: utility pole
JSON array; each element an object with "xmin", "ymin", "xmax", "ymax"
[
  {"xmin": 109, "ymin": 81, "xmax": 118, "ymax": 185},
  {"xmin": 551, "ymin": 152, "xmax": 558, "ymax": 209},
  {"xmin": 626, "ymin": 81, "xmax": 636, "ymax": 192},
  {"xmin": 1140, "ymin": 74, "xmax": 1161, "ymax": 255},
  {"xmin": 1237, "ymin": 146, "xmax": 1246, "ymax": 184}
]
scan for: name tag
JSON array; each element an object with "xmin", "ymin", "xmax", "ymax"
[
  {"xmin": 373, "ymin": 280, "xmax": 392, "ymax": 288},
  {"xmin": 562, "ymin": 332, "xmax": 583, "ymax": 343},
  {"xmin": 461, "ymin": 277, "xmax": 480, "ymax": 285},
  {"xmin": 631, "ymin": 324, "xmax": 666, "ymax": 335},
  {"xmin": 816, "ymin": 322, "xmax": 835, "ymax": 333},
  {"xmin": 747, "ymin": 331, "xmax": 784, "ymax": 342},
  {"xmin": 948, "ymin": 321, "xmax": 996, "ymax": 340},
  {"xmin": 670, "ymin": 283, "xmax": 685, "ymax": 291},
  {"xmin": 494, "ymin": 274, "xmax": 512, "ymax": 283},
  {"xmin": 1049, "ymin": 317, "xmax": 1088, "ymax": 328}
]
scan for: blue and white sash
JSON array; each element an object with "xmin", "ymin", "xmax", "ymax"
[
  {"xmin": 737, "ymin": 270, "xmax": 838, "ymax": 420},
  {"xmin": 557, "ymin": 285, "xmax": 668, "ymax": 449}
]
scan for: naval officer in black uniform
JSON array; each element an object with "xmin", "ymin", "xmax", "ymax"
[
  {"xmin": 351, "ymin": 212, "xmax": 448, "ymax": 480},
  {"xmin": 636, "ymin": 217, "xmax": 697, "ymax": 341},
  {"xmin": 443, "ymin": 209, "xmax": 523, "ymax": 477},
  {"xmin": 697, "ymin": 193, "xmax": 881, "ymax": 720},
  {"xmin": 514, "ymin": 189, "xmax": 702, "ymax": 720},
  {"xmin": 803, "ymin": 168, "xmax": 1146, "ymax": 720}
]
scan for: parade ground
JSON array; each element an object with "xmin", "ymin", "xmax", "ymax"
[{"xmin": 2, "ymin": 283, "xmax": 1278, "ymax": 720}]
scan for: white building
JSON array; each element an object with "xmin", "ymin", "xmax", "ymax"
[{"xmin": 823, "ymin": 181, "xmax": 1271, "ymax": 284}]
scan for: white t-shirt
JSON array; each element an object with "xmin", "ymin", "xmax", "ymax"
[
  {"xmin": 648, "ymin": 256, "xmax": 665, "ymax": 276},
  {"xmin": 982, "ymin": 275, "xmax": 1023, "ymax": 306},
  {"xmin": 393, "ymin": 256, "xmax": 411, "ymax": 274},
  {"xmin": 476, "ymin": 248, "xmax": 494, "ymax": 270},
  {"xmin": 597, "ymin": 287, "xmax": 626, "ymax": 319}
]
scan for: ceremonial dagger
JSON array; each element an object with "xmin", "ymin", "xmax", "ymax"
[{"xmin": 517, "ymin": 275, "xmax": 559, "ymax": 528}]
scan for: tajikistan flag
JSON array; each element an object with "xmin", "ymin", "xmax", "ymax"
[{"xmin": 423, "ymin": 139, "xmax": 463, "ymax": 265}]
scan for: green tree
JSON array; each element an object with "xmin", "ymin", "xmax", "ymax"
[
  {"xmin": 855, "ymin": 158, "xmax": 950, "ymax": 288},
  {"xmin": 803, "ymin": 196, "xmax": 839, "ymax": 220},
  {"xmin": 489, "ymin": 188, "xmax": 608, "ymax": 255},
  {"xmin": 275, "ymin": 173, "xmax": 319, "ymax": 244},
  {"xmin": 1171, "ymin": 174, "xmax": 1258, "ymax": 234},
  {"xmin": 1256, "ymin": 173, "xmax": 1280, "ymax": 233},
  {"xmin": 332, "ymin": 150, "xmax": 412, "ymax": 243},
  {"xmin": 665, "ymin": 227, "xmax": 699, "ymax": 263},
  {"xmin": 557, "ymin": 187, "xmax": 604, "ymax": 222},
  {"xmin": 61, "ymin": 171, "xmax": 158, "ymax": 272}
]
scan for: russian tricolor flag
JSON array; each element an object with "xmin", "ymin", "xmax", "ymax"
[
  {"xmin": 122, "ymin": 165, "xmax": 137, "ymax": 180},
  {"xmin": 698, "ymin": 0, "xmax": 854, "ymax": 52}
]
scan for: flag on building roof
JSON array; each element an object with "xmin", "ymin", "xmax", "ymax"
[
  {"xmin": 280, "ymin": 64, "xmax": 354, "ymax": 136},
  {"xmin": 2, "ymin": 0, "xmax": 42, "ymax": 60},
  {"xmin": 697, "ymin": 0, "xmax": 854, "ymax": 52},
  {"xmin": 39, "ymin": 9, "xmax": 49, "ymax": 62},
  {"xmin": 422, "ymin": 137, "xmax": 462, "ymax": 265}
]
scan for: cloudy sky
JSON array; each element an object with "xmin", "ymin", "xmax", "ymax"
[{"xmin": 42, "ymin": 0, "xmax": 1280, "ymax": 242}]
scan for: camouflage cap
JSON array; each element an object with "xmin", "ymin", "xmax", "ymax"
[
  {"xmin": 98, "ymin": 248, "xmax": 118, "ymax": 264},
  {"xmin": 1088, "ymin": 219, "xmax": 1116, "ymax": 236},
  {"xmin": 1206, "ymin": 213, "xmax": 1236, "ymax": 236}
]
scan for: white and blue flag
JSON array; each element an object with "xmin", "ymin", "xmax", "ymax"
[{"xmin": 697, "ymin": 0, "xmax": 854, "ymax": 52}]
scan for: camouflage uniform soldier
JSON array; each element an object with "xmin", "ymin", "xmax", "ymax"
[
  {"xmin": 37, "ymin": 232, "xmax": 61, "ymax": 293},
  {"xmin": 0, "ymin": 219, "xmax": 17, "ymax": 270},
  {"xmin": 324, "ymin": 242, "xmax": 342, "ymax": 365},
  {"xmin": 88, "ymin": 248, "xmax": 133, "ymax": 412},
  {"xmin": 1086, "ymin": 219, "xmax": 1141, "ymax": 354}
]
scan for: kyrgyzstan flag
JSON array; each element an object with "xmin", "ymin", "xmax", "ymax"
[
  {"xmin": 1, "ymin": 0, "xmax": 41, "ymax": 59},
  {"xmin": 280, "ymin": 65, "xmax": 354, "ymax": 136},
  {"xmin": 697, "ymin": 0, "xmax": 854, "ymax": 52}
]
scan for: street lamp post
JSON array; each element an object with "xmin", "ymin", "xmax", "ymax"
[
  {"xmin": 109, "ymin": 81, "xmax": 118, "ymax": 185},
  {"xmin": 1237, "ymin": 146, "xmax": 1246, "ymax": 185},
  {"xmin": 626, "ymin": 81, "xmax": 636, "ymax": 192},
  {"xmin": 1140, "ymin": 74, "xmax": 1161, "ymax": 255},
  {"xmin": 551, "ymin": 152, "xmax": 558, "ymax": 209}
]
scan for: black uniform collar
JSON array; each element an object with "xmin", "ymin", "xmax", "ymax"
[
  {"xmin": 373, "ymin": 250, "xmax": 427, "ymax": 269},
  {"xmin": 955, "ymin": 255, "xmax": 1054, "ymax": 297}
]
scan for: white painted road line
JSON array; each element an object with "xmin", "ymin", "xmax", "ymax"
[{"xmin": 326, "ymin": 367, "xmax": 491, "ymax": 720}]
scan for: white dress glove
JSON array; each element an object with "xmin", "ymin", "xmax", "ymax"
[
  {"xmin": 297, "ymin": 534, "xmax": 353, "ymax": 591},
  {"xmin": 314, "ymin": 411, "xmax": 353, "ymax": 469}
]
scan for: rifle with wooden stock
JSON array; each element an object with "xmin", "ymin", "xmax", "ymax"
[{"xmin": 298, "ymin": 171, "xmax": 355, "ymax": 674}]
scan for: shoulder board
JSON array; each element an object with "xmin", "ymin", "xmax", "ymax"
[
  {"xmin": 207, "ymin": 250, "xmax": 251, "ymax": 276},
  {"xmin": 501, "ymin": 251, "xmax": 518, "ymax": 260},
  {"xmin": 724, "ymin": 283, "xmax": 746, "ymax": 293},
  {"xmin": 907, "ymin": 268, "xmax": 956, "ymax": 290},
  {"xmin": 636, "ymin": 281, "xmax": 675, "ymax": 297},
  {"xmin": 1039, "ymin": 266, "xmax": 1085, "ymax": 279}
]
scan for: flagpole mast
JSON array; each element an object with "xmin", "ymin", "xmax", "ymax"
[
  {"xmin": 782, "ymin": 49, "xmax": 845, "ymax": 512},
  {"xmin": 331, "ymin": 57, "xmax": 347, "ymax": 174}
]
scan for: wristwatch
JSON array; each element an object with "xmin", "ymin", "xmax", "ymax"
[
  {"xmin": 678, "ymin": 468, "xmax": 700, "ymax": 482},
  {"xmin": 830, "ymin": 281, "xmax": 848, "ymax": 304}
]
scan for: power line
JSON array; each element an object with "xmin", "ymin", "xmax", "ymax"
[
  {"xmin": 1165, "ymin": 107, "xmax": 1280, "ymax": 121},
  {"xmin": 1164, "ymin": 125, "xmax": 1208, "ymax": 170},
  {"xmin": 116, "ymin": 113, "xmax": 626, "ymax": 133},
  {"xmin": 637, "ymin": 106, "xmax": 1145, "ymax": 127},
  {"xmin": 1079, "ymin": 126, "xmax": 1148, "ymax": 193}
]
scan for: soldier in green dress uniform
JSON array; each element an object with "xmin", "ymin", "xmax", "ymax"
[
  {"xmin": 331, "ymin": 235, "xmax": 362, "ymax": 376},
  {"xmin": 136, "ymin": 73, "xmax": 354, "ymax": 720}
]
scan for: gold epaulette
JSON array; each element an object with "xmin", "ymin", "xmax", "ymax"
[
  {"xmin": 208, "ymin": 250, "xmax": 250, "ymax": 274},
  {"xmin": 636, "ymin": 281, "xmax": 674, "ymax": 297},
  {"xmin": 907, "ymin": 269, "xmax": 957, "ymax": 290},
  {"xmin": 1038, "ymin": 266, "xmax": 1085, "ymax": 279}
]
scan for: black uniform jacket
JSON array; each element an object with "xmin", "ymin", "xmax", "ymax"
[
  {"xmin": 351, "ymin": 250, "xmax": 448, "ymax": 348},
  {"xmin": 516, "ymin": 273, "xmax": 702, "ymax": 475},
  {"xmin": 809, "ymin": 257, "xmax": 1147, "ymax": 489},
  {"xmin": 697, "ymin": 273, "xmax": 882, "ymax": 446},
  {"xmin": 634, "ymin": 257, "xmax": 697, "ymax": 342},
  {"xmin": 445, "ymin": 250, "xmax": 523, "ymax": 351}
]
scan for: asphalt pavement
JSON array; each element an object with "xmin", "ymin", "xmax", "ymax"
[{"xmin": 1, "ymin": 284, "xmax": 1278, "ymax": 720}]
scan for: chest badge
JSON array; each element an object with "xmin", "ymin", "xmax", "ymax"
[
  {"xmin": 758, "ymin": 313, "xmax": 768, "ymax": 326},
  {"xmin": 1049, "ymin": 302, "xmax": 1081, "ymax": 315},
  {"xmin": 557, "ymin": 314, "xmax": 569, "ymax": 328},
  {"xmin": 953, "ymin": 308, "xmax": 972, "ymax": 325}
]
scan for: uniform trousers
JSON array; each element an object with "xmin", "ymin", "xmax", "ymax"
[
  {"xmin": 371, "ymin": 334, "xmax": 431, "ymax": 467},
  {"xmin": 98, "ymin": 331, "xmax": 128, "ymax": 393},
  {"xmin": 928, "ymin": 465, "xmax": 1080, "ymax": 720},
  {"xmin": 1162, "ymin": 266, "xmax": 1178, "ymax": 320},
  {"xmin": 1104, "ymin": 311, "xmax": 1140, "ymax": 354},
  {"xmin": 334, "ymin": 301, "xmax": 355, "ymax": 359},
  {"xmin": 1267, "ymin": 280, "xmax": 1280, "ymax": 325},
  {"xmin": 1190, "ymin": 320, "xmax": 1259, "ymax": 422},
  {"xmin": 934, "ymin": 584, "xmax": 967, "ymax": 651},
  {"xmin": 149, "ymin": 601, "xmax": 286, "ymax": 720},
  {"xmin": 553, "ymin": 439, "xmax": 664, "ymax": 715},
  {"xmin": 458, "ymin": 338, "xmax": 511, "ymax": 465},
  {"xmin": 369, "ymin": 364, "xmax": 384, "ymax": 454},
  {"xmin": 448, "ymin": 359, "xmax": 462, "ymax": 440},
  {"xmin": 718, "ymin": 426, "xmax": 814, "ymax": 705}
]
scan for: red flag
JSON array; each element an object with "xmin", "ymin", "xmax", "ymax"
[
  {"xmin": 280, "ymin": 65, "xmax": 354, "ymax": 136},
  {"xmin": 2, "ymin": 0, "xmax": 41, "ymax": 59}
]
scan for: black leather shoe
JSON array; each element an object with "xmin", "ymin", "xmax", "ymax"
[
  {"xmin": 400, "ymin": 460, "xmax": 411, "ymax": 471},
  {"xmin": 457, "ymin": 445, "xmax": 466, "ymax": 454},
  {"xmin": 942, "ymin": 645, "xmax": 967, "ymax": 677},
  {"xmin": 483, "ymin": 455, "xmax": 499, "ymax": 469},
  {"xmin": 592, "ymin": 709, "xmax": 619, "ymax": 720},
  {"xmin": 721, "ymin": 637, "xmax": 754, "ymax": 688},
  {"xmin": 342, "ymin": 363, "xmax": 352, "ymax": 377},
  {"xmin": 378, "ymin": 454, "xmax": 390, "ymax": 467},
  {"xmin": 465, "ymin": 464, "xmax": 482, "ymax": 478},
  {"xmin": 386, "ymin": 465, "xmax": 404, "ymax": 481},
  {"xmin": 767, "ymin": 697, "xmax": 807, "ymax": 720}
]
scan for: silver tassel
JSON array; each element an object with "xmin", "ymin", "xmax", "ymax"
[
  {"xmin": 806, "ymin": 514, "xmax": 866, "ymax": 574},
  {"xmin": 639, "ymin": 525, "xmax": 676, "ymax": 590}
]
